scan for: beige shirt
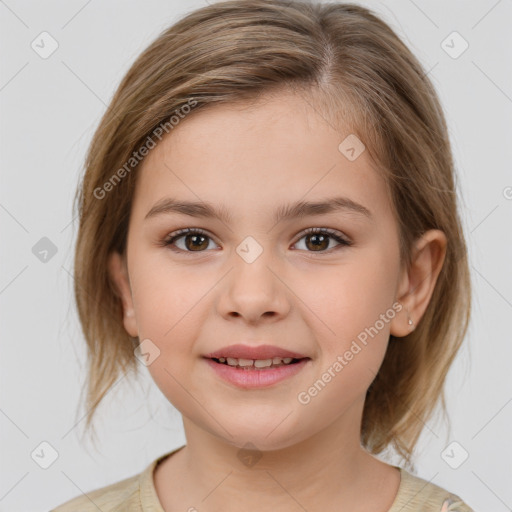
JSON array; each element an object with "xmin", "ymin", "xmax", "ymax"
[{"xmin": 50, "ymin": 446, "xmax": 475, "ymax": 511}]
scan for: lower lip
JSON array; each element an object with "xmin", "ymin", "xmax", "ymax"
[{"xmin": 204, "ymin": 358, "xmax": 310, "ymax": 389}]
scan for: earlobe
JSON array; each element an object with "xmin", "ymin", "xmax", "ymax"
[
  {"xmin": 390, "ymin": 302, "xmax": 416, "ymax": 338},
  {"xmin": 107, "ymin": 251, "xmax": 139, "ymax": 338}
]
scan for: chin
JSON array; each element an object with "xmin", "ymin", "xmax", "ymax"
[{"xmin": 210, "ymin": 413, "xmax": 309, "ymax": 453}]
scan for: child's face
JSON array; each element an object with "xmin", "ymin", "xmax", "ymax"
[{"xmin": 110, "ymin": 90, "xmax": 411, "ymax": 450}]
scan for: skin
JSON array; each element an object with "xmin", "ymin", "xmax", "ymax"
[{"xmin": 108, "ymin": 90, "xmax": 447, "ymax": 512}]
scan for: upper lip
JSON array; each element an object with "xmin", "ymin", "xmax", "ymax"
[{"xmin": 204, "ymin": 344, "xmax": 308, "ymax": 360}]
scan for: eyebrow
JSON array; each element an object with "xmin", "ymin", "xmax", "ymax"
[{"xmin": 144, "ymin": 196, "xmax": 373, "ymax": 224}]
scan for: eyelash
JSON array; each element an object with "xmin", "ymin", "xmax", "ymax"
[{"xmin": 162, "ymin": 227, "xmax": 353, "ymax": 255}]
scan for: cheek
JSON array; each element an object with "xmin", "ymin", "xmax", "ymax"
[
  {"xmin": 130, "ymin": 253, "xmax": 209, "ymax": 341},
  {"xmin": 302, "ymin": 247, "xmax": 399, "ymax": 364},
  {"xmin": 128, "ymin": 255, "xmax": 212, "ymax": 408},
  {"xmin": 293, "ymin": 257, "xmax": 398, "ymax": 416}
]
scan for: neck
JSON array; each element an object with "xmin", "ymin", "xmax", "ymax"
[{"xmin": 154, "ymin": 398, "xmax": 400, "ymax": 512}]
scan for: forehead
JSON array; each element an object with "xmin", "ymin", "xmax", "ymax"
[{"xmin": 131, "ymin": 91, "xmax": 392, "ymax": 223}]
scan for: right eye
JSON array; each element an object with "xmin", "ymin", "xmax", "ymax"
[{"xmin": 163, "ymin": 228, "xmax": 220, "ymax": 253}]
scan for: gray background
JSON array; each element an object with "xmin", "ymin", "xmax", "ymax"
[{"xmin": 1, "ymin": 1, "xmax": 511, "ymax": 511}]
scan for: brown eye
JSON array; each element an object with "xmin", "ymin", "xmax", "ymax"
[
  {"xmin": 164, "ymin": 229, "xmax": 218, "ymax": 252},
  {"xmin": 293, "ymin": 228, "xmax": 351, "ymax": 253},
  {"xmin": 183, "ymin": 233, "xmax": 209, "ymax": 251},
  {"xmin": 304, "ymin": 232, "xmax": 330, "ymax": 251}
]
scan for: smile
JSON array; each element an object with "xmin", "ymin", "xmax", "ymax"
[
  {"xmin": 213, "ymin": 356, "xmax": 299, "ymax": 369},
  {"xmin": 205, "ymin": 356, "xmax": 310, "ymax": 389}
]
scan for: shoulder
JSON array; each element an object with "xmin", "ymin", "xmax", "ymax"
[
  {"xmin": 49, "ymin": 472, "xmax": 141, "ymax": 512},
  {"xmin": 391, "ymin": 468, "xmax": 475, "ymax": 512},
  {"xmin": 50, "ymin": 448, "xmax": 182, "ymax": 512}
]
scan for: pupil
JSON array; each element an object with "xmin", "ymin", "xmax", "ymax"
[
  {"xmin": 187, "ymin": 234, "xmax": 208, "ymax": 251},
  {"xmin": 308, "ymin": 234, "xmax": 327, "ymax": 251}
]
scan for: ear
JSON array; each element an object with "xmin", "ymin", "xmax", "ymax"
[
  {"xmin": 390, "ymin": 229, "xmax": 447, "ymax": 337},
  {"xmin": 108, "ymin": 251, "xmax": 138, "ymax": 338}
]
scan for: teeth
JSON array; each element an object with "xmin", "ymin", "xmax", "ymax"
[
  {"xmin": 254, "ymin": 359, "xmax": 272, "ymax": 368},
  {"xmin": 217, "ymin": 356, "xmax": 297, "ymax": 368}
]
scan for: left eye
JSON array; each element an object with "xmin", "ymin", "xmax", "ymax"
[
  {"xmin": 293, "ymin": 227, "xmax": 352, "ymax": 252},
  {"xmin": 163, "ymin": 227, "xmax": 352, "ymax": 254}
]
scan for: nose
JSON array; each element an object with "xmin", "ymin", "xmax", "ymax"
[{"xmin": 216, "ymin": 247, "xmax": 291, "ymax": 325}]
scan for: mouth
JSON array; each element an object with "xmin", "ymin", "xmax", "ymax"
[
  {"xmin": 203, "ymin": 344, "xmax": 311, "ymax": 389},
  {"xmin": 209, "ymin": 356, "xmax": 306, "ymax": 369}
]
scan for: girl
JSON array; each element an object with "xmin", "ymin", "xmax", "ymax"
[{"xmin": 51, "ymin": 1, "xmax": 474, "ymax": 510}]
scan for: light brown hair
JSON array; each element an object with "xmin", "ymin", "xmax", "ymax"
[{"xmin": 71, "ymin": 0, "xmax": 471, "ymax": 467}]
